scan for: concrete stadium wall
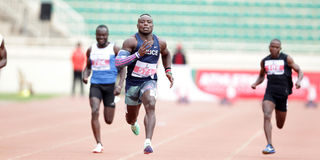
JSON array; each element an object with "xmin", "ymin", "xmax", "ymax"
[
  {"xmin": 0, "ymin": 43, "xmax": 319, "ymax": 95},
  {"xmin": 0, "ymin": 44, "xmax": 82, "ymax": 94},
  {"xmin": 186, "ymin": 50, "xmax": 320, "ymax": 71}
]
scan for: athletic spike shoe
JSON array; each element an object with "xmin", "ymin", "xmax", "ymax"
[
  {"xmin": 92, "ymin": 143, "xmax": 103, "ymax": 153},
  {"xmin": 131, "ymin": 121, "xmax": 140, "ymax": 135},
  {"xmin": 144, "ymin": 145, "xmax": 154, "ymax": 154},
  {"xmin": 262, "ymin": 144, "xmax": 275, "ymax": 154}
]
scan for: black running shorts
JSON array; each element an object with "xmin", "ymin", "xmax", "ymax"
[
  {"xmin": 263, "ymin": 92, "xmax": 288, "ymax": 112},
  {"xmin": 89, "ymin": 83, "xmax": 115, "ymax": 108}
]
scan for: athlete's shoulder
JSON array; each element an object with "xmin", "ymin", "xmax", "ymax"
[
  {"xmin": 112, "ymin": 42, "xmax": 121, "ymax": 55},
  {"xmin": 85, "ymin": 46, "xmax": 92, "ymax": 57},
  {"xmin": 108, "ymin": 42, "xmax": 115, "ymax": 47},
  {"xmin": 0, "ymin": 34, "xmax": 3, "ymax": 45},
  {"xmin": 91, "ymin": 43, "xmax": 97, "ymax": 49},
  {"xmin": 260, "ymin": 55, "xmax": 270, "ymax": 65},
  {"xmin": 127, "ymin": 35, "xmax": 137, "ymax": 42},
  {"xmin": 155, "ymin": 36, "xmax": 167, "ymax": 49},
  {"xmin": 123, "ymin": 36, "xmax": 138, "ymax": 49},
  {"xmin": 263, "ymin": 54, "xmax": 271, "ymax": 60},
  {"xmin": 280, "ymin": 52, "xmax": 288, "ymax": 57},
  {"xmin": 153, "ymin": 34, "xmax": 164, "ymax": 43}
]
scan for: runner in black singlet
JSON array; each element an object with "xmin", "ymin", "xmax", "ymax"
[{"xmin": 251, "ymin": 39, "xmax": 303, "ymax": 154}]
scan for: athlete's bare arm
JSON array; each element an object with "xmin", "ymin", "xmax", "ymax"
[
  {"xmin": 114, "ymin": 44, "xmax": 121, "ymax": 56},
  {"xmin": 82, "ymin": 47, "xmax": 92, "ymax": 84},
  {"xmin": 0, "ymin": 40, "xmax": 7, "ymax": 69},
  {"xmin": 113, "ymin": 45, "xmax": 126, "ymax": 95},
  {"xmin": 251, "ymin": 60, "xmax": 265, "ymax": 89},
  {"xmin": 287, "ymin": 55, "xmax": 303, "ymax": 89},
  {"xmin": 159, "ymin": 38, "xmax": 174, "ymax": 88}
]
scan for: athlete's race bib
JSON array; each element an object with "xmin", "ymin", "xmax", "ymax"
[
  {"xmin": 264, "ymin": 60, "xmax": 284, "ymax": 75},
  {"xmin": 132, "ymin": 60, "xmax": 157, "ymax": 78},
  {"xmin": 91, "ymin": 59, "xmax": 110, "ymax": 71}
]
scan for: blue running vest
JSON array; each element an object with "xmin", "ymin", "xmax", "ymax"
[{"xmin": 90, "ymin": 43, "xmax": 118, "ymax": 84}]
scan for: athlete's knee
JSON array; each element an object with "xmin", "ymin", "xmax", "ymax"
[
  {"xmin": 276, "ymin": 120, "xmax": 285, "ymax": 129},
  {"xmin": 145, "ymin": 105, "xmax": 155, "ymax": 115},
  {"xmin": 91, "ymin": 107, "xmax": 99, "ymax": 114},
  {"xmin": 104, "ymin": 118, "xmax": 113, "ymax": 125},
  {"xmin": 263, "ymin": 112, "xmax": 272, "ymax": 120},
  {"xmin": 125, "ymin": 114, "xmax": 136, "ymax": 125},
  {"xmin": 277, "ymin": 123, "xmax": 284, "ymax": 129},
  {"xmin": 277, "ymin": 121, "xmax": 284, "ymax": 129},
  {"xmin": 90, "ymin": 103, "xmax": 100, "ymax": 117},
  {"xmin": 126, "ymin": 118, "xmax": 136, "ymax": 125},
  {"xmin": 91, "ymin": 111, "xmax": 99, "ymax": 119},
  {"xmin": 143, "ymin": 97, "xmax": 156, "ymax": 108}
]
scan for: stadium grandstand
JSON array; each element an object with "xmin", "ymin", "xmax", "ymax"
[
  {"xmin": 0, "ymin": 0, "xmax": 320, "ymax": 93},
  {"xmin": 64, "ymin": 0, "xmax": 320, "ymax": 52},
  {"xmin": 1, "ymin": 0, "xmax": 320, "ymax": 52}
]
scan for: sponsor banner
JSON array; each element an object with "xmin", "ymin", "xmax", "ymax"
[{"xmin": 195, "ymin": 69, "xmax": 320, "ymax": 101}]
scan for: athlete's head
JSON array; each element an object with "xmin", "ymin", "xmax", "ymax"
[
  {"xmin": 269, "ymin": 38, "xmax": 281, "ymax": 58},
  {"xmin": 137, "ymin": 14, "xmax": 153, "ymax": 35},
  {"xmin": 96, "ymin": 25, "xmax": 109, "ymax": 47}
]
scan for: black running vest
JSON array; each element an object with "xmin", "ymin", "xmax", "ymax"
[{"xmin": 263, "ymin": 53, "xmax": 293, "ymax": 96}]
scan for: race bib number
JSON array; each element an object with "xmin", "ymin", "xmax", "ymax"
[
  {"xmin": 92, "ymin": 59, "xmax": 110, "ymax": 71},
  {"xmin": 264, "ymin": 60, "xmax": 284, "ymax": 75},
  {"xmin": 132, "ymin": 61, "xmax": 157, "ymax": 78}
]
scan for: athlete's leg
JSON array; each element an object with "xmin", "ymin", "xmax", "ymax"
[
  {"xmin": 124, "ymin": 84, "xmax": 142, "ymax": 125},
  {"xmin": 141, "ymin": 90, "xmax": 156, "ymax": 140},
  {"xmin": 103, "ymin": 107, "xmax": 115, "ymax": 124},
  {"xmin": 102, "ymin": 86, "xmax": 116, "ymax": 124},
  {"xmin": 71, "ymin": 71, "xmax": 76, "ymax": 95},
  {"xmin": 262, "ymin": 100, "xmax": 275, "ymax": 145},
  {"xmin": 90, "ymin": 97, "xmax": 102, "ymax": 144},
  {"xmin": 275, "ymin": 110, "xmax": 287, "ymax": 129},
  {"xmin": 126, "ymin": 104, "xmax": 141, "ymax": 125}
]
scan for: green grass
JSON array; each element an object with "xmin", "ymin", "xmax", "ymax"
[{"xmin": 0, "ymin": 93, "xmax": 59, "ymax": 102}]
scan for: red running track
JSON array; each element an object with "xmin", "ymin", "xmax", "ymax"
[{"xmin": 0, "ymin": 96, "xmax": 319, "ymax": 160}]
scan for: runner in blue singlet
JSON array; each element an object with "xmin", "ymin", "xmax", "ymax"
[{"xmin": 83, "ymin": 25, "xmax": 126, "ymax": 153}]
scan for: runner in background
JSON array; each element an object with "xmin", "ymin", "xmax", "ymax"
[{"xmin": 251, "ymin": 38, "xmax": 303, "ymax": 154}]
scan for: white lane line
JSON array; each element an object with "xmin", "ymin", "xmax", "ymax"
[
  {"xmin": 118, "ymin": 111, "xmax": 238, "ymax": 160},
  {"xmin": 224, "ymin": 129, "xmax": 263, "ymax": 160},
  {"xmin": 7, "ymin": 126, "xmax": 127, "ymax": 160}
]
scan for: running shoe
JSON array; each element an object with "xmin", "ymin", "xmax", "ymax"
[
  {"xmin": 92, "ymin": 143, "xmax": 103, "ymax": 153},
  {"xmin": 144, "ymin": 144, "xmax": 154, "ymax": 154},
  {"xmin": 262, "ymin": 144, "xmax": 275, "ymax": 154},
  {"xmin": 131, "ymin": 121, "xmax": 140, "ymax": 135}
]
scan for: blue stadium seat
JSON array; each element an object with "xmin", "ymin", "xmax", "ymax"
[{"xmin": 63, "ymin": 0, "xmax": 320, "ymax": 49}]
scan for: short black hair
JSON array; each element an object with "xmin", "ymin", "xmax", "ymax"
[
  {"xmin": 140, "ymin": 13, "xmax": 151, "ymax": 17},
  {"xmin": 271, "ymin": 38, "xmax": 281, "ymax": 44},
  {"xmin": 96, "ymin": 24, "xmax": 108, "ymax": 32}
]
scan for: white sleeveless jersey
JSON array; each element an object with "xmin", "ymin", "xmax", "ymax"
[{"xmin": 90, "ymin": 43, "xmax": 115, "ymax": 71}]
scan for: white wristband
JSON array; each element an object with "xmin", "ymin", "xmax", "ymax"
[{"xmin": 135, "ymin": 52, "xmax": 141, "ymax": 59}]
